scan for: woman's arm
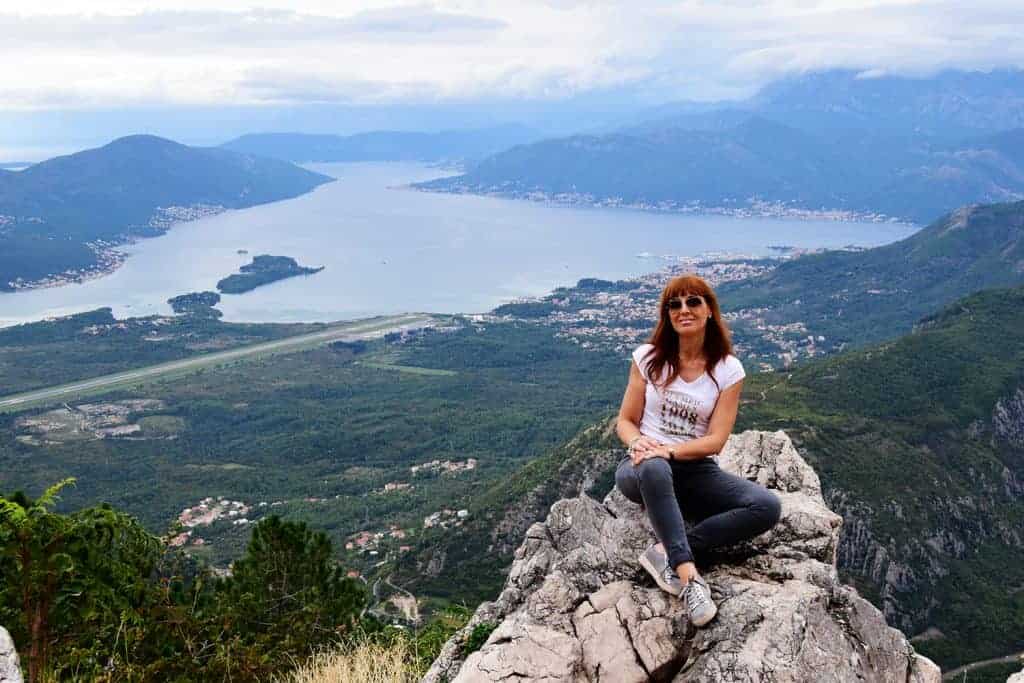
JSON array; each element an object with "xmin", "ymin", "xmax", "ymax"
[
  {"xmin": 654, "ymin": 380, "xmax": 744, "ymax": 461},
  {"xmin": 616, "ymin": 361, "xmax": 662, "ymax": 460}
]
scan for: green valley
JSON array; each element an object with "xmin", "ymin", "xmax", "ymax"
[{"xmin": 0, "ymin": 313, "xmax": 627, "ymax": 589}]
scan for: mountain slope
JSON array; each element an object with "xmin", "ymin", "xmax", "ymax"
[
  {"xmin": 0, "ymin": 135, "xmax": 332, "ymax": 289},
  {"xmin": 719, "ymin": 200, "xmax": 1024, "ymax": 349},
  {"xmin": 417, "ymin": 117, "xmax": 868, "ymax": 209},
  {"xmin": 420, "ymin": 121, "xmax": 1024, "ymax": 223},
  {"xmin": 418, "ymin": 70, "xmax": 1024, "ymax": 223},
  {"xmin": 753, "ymin": 68, "xmax": 1024, "ymax": 138},
  {"xmin": 636, "ymin": 69, "xmax": 1024, "ymax": 140},
  {"xmin": 220, "ymin": 125, "xmax": 540, "ymax": 163},
  {"xmin": 402, "ymin": 284, "xmax": 1024, "ymax": 670}
]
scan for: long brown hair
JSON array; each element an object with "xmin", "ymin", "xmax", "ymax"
[{"xmin": 642, "ymin": 273, "xmax": 734, "ymax": 390}]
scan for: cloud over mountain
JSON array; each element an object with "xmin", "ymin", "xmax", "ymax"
[{"xmin": 3, "ymin": 1, "xmax": 1024, "ymax": 110}]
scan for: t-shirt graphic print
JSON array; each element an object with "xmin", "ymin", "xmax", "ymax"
[
  {"xmin": 631, "ymin": 344, "xmax": 746, "ymax": 446},
  {"xmin": 660, "ymin": 389, "xmax": 701, "ymax": 438}
]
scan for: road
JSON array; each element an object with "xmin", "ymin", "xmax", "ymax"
[
  {"xmin": 0, "ymin": 313, "xmax": 433, "ymax": 412},
  {"xmin": 941, "ymin": 650, "xmax": 1024, "ymax": 680}
]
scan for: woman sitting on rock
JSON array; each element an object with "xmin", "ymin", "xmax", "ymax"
[{"xmin": 615, "ymin": 273, "xmax": 782, "ymax": 627}]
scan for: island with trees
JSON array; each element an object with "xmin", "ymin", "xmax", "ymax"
[
  {"xmin": 167, "ymin": 291, "xmax": 222, "ymax": 317},
  {"xmin": 216, "ymin": 255, "xmax": 324, "ymax": 294}
]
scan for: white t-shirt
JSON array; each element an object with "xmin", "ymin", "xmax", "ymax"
[{"xmin": 631, "ymin": 343, "xmax": 746, "ymax": 445}]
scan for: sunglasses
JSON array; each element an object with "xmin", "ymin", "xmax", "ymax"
[{"xmin": 665, "ymin": 295, "xmax": 706, "ymax": 311}]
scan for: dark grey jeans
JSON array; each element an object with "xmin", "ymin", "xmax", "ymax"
[{"xmin": 615, "ymin": 455, "xmax": 782, "ymax": 569}]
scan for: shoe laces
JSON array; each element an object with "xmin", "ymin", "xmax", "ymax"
[
  {"xmin": 663, "ymin": 565, "xmax": 679, "ymax": 586},
  {"xmin": 684, "ymin": 579, "xmax": 710, "ymax": 611}
]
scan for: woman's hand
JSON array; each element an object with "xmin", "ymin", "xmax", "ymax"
[{"xmin": 630, "ymin": 436, "xmax": 668, "ymax": 465}]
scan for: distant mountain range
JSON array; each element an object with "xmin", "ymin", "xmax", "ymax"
[
  {"xmin": 220, "ymin": 125, "xmax": 541, "ymax": 164},
  {"xmin": 419, "ymin": 69, "xmax": 1024, "ymax": 224},
  {"xmin": 638, "ymin": 69, "xmax": 1024, "ymax": 139},
  {"xmin": 0, "ymin": 135, "xmax": 331, "ymax": 290},
  {"xmin": 720, "ymin": 199, "xmax": 1024, "ymax": 348}
]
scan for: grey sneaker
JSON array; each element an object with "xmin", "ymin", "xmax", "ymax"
[
  {"xmin": 639, "ymin": 545, "xmax": 683, "ymax": 596},
  {"xmin": 682, "ymin": 575, "xmax": 717, "ymax": 627}
]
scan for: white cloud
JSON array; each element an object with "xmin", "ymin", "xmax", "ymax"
[{"xmin": 1, "ymin": 0, "xmax": 1023, "ymax": 110}]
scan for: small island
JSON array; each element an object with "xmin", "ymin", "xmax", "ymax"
[
  {"xmin": 167, "ymin": 291, "xmax": 223, "ymax": 318},
  {"xmin": 216, "ymin": 255, "xmax": 324, "ymax": 294}
]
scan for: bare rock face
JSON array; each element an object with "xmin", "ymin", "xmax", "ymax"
[
  {"xmin": 1008, "ymin": 667, "xmax": 1024, "ymax": 683},
  {"xmin": 0, "ymin": 627, "xmax": 23, "ymax": 683},
  {"xmin": 994, "ymin": 387, "xmax": 1024, "ymax": 450},
  {"xmin": 423, "ymin": 430, "xmax": 941, "ymax": 683}
]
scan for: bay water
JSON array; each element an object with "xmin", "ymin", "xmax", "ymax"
[{"xmin": 0, "ymin": 162, "xmax": 917, "ymax": 327}]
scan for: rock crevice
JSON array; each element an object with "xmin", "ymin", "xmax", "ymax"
[{"xmin": 424, "ymin": 430, "xmax": 941, "ymax": 683}]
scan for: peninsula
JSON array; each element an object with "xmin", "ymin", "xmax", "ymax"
[{"xmin": 217, "ymin": 255, "xmax": 325, "ymax": 294}]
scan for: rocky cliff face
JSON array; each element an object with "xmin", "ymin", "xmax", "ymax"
[
  {"xmin": 488, "ymin": 420, "xmax": 623, "ymax": 558},
  {"xmin": 0, "ymin": 627, "xmax": 22, "ymax": 683},
  {"xmin": 994, "ymin": 387, "xmax": 1024, "ymax": 451},
  {"xmin": 423, "ymin": 431, "xmax": 940, "ymax": 682},
  {"xmin": 820, "ymin": 384, "xmax": 1024, "ymax": 636}
]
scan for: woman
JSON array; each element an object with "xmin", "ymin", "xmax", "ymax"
[{"xmin": 615, "ymin": 274, "xmax": 781, "ymax": 627}]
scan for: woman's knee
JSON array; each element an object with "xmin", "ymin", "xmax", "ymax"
[
  {"xmin": 751, "ymin": 489, "xmax": 782, "ymax": 531},
  {"xmin": 636, "ymin": 457, "xmax": 672, "ymax": 489},
  {"xmin": 615, "ymin": 459, "xmax": 644, "ymax": 504}
]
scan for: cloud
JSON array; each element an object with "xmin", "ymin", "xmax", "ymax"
[
  {"xmin": 0, "ymin": 6, "xmax": 506, "ymax": 50},
  {"xmin": 1, "ymin": 1, "xmax": 1023, "ymax": 110}
]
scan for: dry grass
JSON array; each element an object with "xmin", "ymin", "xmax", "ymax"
[{"xmin": 282, "ymin": 639, "xmax": 420, "ymax": 683}]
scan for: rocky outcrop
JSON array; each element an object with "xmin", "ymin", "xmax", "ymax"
[
  {"xmin": 488, "ymin": 420, "xmax": 623, "ymax": 558},
  {"xmin": 994, "ymin": 387, "xmax": 1024, "ymax": 450},
  {"xmin": 0, "ymin": 627, "xmax": 22, "ymax": 683},
  {"xmin": 1008, "ymin": 666, "xmax": 1024, "ymax": 683},
  {"xmin": 423, "ymin": 430, "xmax": 940, "ymax": 682}
]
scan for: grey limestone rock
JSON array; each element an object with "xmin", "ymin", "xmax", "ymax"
[
  {"xmin": 0, "ymin": 627, "xmax": 22, "ymax": 683},
  {"xmin": 993, "ymin": 387, "xmax": 1024, "ymax": 450},
  {"xmin": 422, "ymin": 430, "xmax": 941, "ymax": 683}
]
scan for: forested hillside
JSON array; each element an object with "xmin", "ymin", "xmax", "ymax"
[
  {"xmin": 719, "ymin": 200, "xmax": 1024, "ymax": 348},
  {"xmin": 0, "ymin": 135, "xmax": 331, "ymax": 289}
]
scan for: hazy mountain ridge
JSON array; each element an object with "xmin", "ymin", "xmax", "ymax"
[
  {"xmin": 640, "ymin": 69, "xmax": 1024, "ymax": 139},
  {"xmin": 753, "ymin": 69, "xmax": 1024, "ymax": 137},
  {"xmin": 0, "ymin": 135, "xmax": 332, "ymax": 290},
  {"xmin": 220, "ymin": 125, "xmax": 541, "ymax": 163},
  {"xmin": 419, "ymin": 70, "xmax": 1024, "ymax": 223}
]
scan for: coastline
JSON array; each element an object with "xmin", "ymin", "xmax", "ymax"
[
  {"xmin": 3, "ymin": 204, "xmax": 226, "ymax": 293},
  {"xmin": 411, "ymin": 184, "xmax": 912, "ymax": 226},
  {"xmin": 4, "ymin": 241, "xmax": 129, "ymax": 292}
]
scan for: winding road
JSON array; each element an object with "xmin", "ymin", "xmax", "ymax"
[
  {"xmin": 941, "ymin": 650, "xmax": 1024, "ymax": 680},
  {"xmin": 0, "ymin": 313, "xmax": 433, "ymax": 412}
]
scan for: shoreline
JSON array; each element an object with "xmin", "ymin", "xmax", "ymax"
[
  {"xmin": 411, "ymin": 184, "xmax": 913, "ymax": 226},
  {"xmin": 3, "ymin": 204, "xmax": 227, "ymax": 293}
]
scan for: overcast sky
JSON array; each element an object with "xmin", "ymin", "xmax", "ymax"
[{"xmin": 4, "ymin": 0, "xmax": 1024, "ymax": 112}]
